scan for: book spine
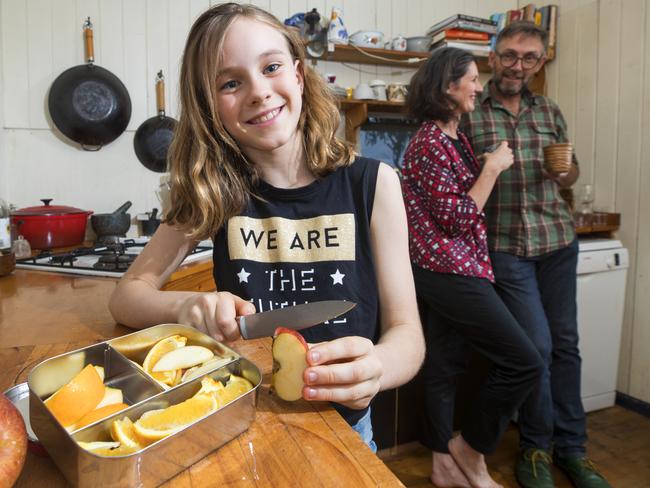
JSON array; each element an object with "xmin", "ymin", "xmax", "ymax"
[
  {"xmin": 547, "ymin": 5, "xmax": 557, "ymax": 59},
  {"xmin": 540, "ymin": 6, "xmax": 550, "ymax": 30},
  {"xmin": 456, "ymin": 19, "xmax": 498, "ymax": 34},
  {"xmin": 524, "ymin": 3, "xmax": 536, "ymax": 21},
  {"xmin": 432, "ymin": 40, "xmax": 491, "ymax": 53},
  {"xmin": 444, "ymin": 28, "xmax": 490, "ymax": 41},
  {"xmin": 427, "ymin": 14, "xmax": 497, "ymax": 35}
]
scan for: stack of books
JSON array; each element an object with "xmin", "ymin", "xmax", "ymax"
[
  {"xmin": 426, "ymin": 14, "xmax": 497, "ymax": 57},
  {"xmin": 490, "ymin": 4, "xmax": 558, "ymax": 59}
]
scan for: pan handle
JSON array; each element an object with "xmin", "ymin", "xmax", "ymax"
[
  {"xmin": 156, "ymin": 70, "xmax": 166, "ymax": 116},
  {"xmin": 83, "ymin": 17, "xmax": 94, "ymax": 64}
]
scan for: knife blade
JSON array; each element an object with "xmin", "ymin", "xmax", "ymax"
[{"xmin": 237, "ymin": 300, "xmax": 356, "ymax": 340}]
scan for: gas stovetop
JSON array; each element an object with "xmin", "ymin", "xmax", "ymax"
[{"xmin": 15, "ymin": 238, "xmax": 213, "ymax": 278}]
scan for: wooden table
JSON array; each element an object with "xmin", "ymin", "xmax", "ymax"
[{"xmin": 0, "ymin": 269, "xmax": 402, "ymax": 487}]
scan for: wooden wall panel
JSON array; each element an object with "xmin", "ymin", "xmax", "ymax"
[
  {"xmin": 594, "ymin": 0, "xmax": 621, "ymax": 214},
  {"xmin": 2, "ymin": 0, "xmax": 29, "ymax": 128},
  {"xmin": 167, "ymin": 1, "xmax": 191, "ymax": 117},
  {"xmin": 573, "ymin": 0, "xmax": 598, "ymax": 185},
  {"xmin": 624, "ymin": 0, "xmax": 650, "ymax": 402},
  {"xmin": 26, "ymin": 0, "xmax": 52, "ymax": 128},
  {"xmin": 50, "ymin": 0, "xmax": 77, "ymax": 94},
  {"xmin": 123, "ymin": 0, "xmax": 147, "ymax": 134},
  {"xmin": 631, "ymin": 0, "xmax": 650, "ymax": 403},
  {"xmin": 616, "ymin": 0, "xmax": 645, "ymax": 401}
]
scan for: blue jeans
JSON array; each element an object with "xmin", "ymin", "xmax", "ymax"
[
  {"xmin": 351, "ymin": 407, "xmax": 377, "ymax": 453},
  {"xmin": 490, "ymin": 238, "xmax": 587, "ymax": 457}
]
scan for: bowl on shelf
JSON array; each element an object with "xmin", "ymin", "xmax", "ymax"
[
  {"xmin": 349, "ymin": 30, "xmax": 384, "ymax": 48},
  {"xmin": 406, "ymin": 36, "xmax": 431, "ymax": 52}
]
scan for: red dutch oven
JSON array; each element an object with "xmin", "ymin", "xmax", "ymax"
[{"xmin": 11, "ymin": 199, "xmax": 93, "ymax": 250}]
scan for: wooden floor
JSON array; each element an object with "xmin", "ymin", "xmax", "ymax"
[{"xmin": 380, "ymin": 406, "xmax": 650, "ymax": 487}]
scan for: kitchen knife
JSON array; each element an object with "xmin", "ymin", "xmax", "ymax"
[{"xmin": 238, "ymin": 300, "xmax": 356, "ymax": 340}]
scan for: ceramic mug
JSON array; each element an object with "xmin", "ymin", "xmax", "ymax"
[
  {"xmin": 353, "ymin": 83, "xmax": 375, "ymax": 100},
  {"xmin": 387, "ymin": 83, "xmax": 408, "ymax": 102},
  {"xmin": 391, "ymin": 35, "xmax": 407, "ymax": 51},
  {"xmin": 369, "ymin": 79, "xmax": 387, "ymax": 101}
]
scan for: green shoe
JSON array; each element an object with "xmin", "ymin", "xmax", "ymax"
[
  {"xmin": 515, "ymin": 448, "xmax": 554, "ymax": 488},
  {"xmin": 554, "ymin": 455, "xmax": 612, "ymax": 488}
]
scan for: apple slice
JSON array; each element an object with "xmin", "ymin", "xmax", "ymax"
[
  {"xmin": 151, "ymin": 346, "xmax": 214, "ymax": 372},
  {"xmin": 94, "ymin": 366, "xmax": 105, "ymax": 382},
  {"xmin": 77, "ymin": 441, "xmax": 120, "ymax": 452},
  {"xmin": 180, "ymin": 356, "xmax": 236, "ymax": 383},
  {"xmin": 272, "ymin": 328, "xmax": 308, "ymax": 401},
  {"xmin": 95, "ymin": 387, "xmax": 123, "ymax": 410}
]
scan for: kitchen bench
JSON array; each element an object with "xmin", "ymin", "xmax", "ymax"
[{"xmin": 0, "ymin": 268, "xmax": 403, "ymax": 487}]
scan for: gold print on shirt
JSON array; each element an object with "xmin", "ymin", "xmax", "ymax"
[{"xmin": 228, "ymin": 214, "xmax": 355, "ymax": 263}]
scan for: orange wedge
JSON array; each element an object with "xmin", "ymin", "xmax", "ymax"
[
  {"xmin": 81, "ymin": 443, "xmax": 142, "ymax": 457},
  {"xmin": 74, "ymin": 402, "xmax": 129, "ymax": 430},
  {"xmin": 133, "ymin": 394, "xmax": 217, "ymax": 443},
  {"xmin": 193, "ymin": 376, "xmax": 226, "ymax": 407},
  {"xmin": 142, "ymin": 335, "xmax": 187, "ymax": 387},
  {"xmin": 221, "ymin": 375, "xmax": 254, "ymax": 404},
  {"xmin": 111, "ymin": 417, "xmax": 145, "ymax": 449},
  {"xmin": 44, "ymin": 364, "xmax": 105, "ymax": 427}
]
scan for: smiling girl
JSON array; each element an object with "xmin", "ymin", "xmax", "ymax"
[{"xmin": 109, "ymin": 3, "xmax": 424, "ymax": 450}]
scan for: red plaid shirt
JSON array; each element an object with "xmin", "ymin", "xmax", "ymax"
[{"xmin": 402, "ymin": 121, "xmax": 494, "ymax": 281}]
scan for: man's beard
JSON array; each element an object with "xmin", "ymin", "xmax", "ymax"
[{"xmin": 493, "ymin": 69, "xmax": 531, "ymax": 96}]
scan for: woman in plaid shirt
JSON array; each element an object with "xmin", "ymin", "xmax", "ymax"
[{"xmin": 401, "ymin": 47, "xmax": 543, "ymax": 488}]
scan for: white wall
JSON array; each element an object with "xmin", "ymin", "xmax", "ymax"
[{"xmin": 2, "ymin": 0, "xmax": 650, "ymax": 404}]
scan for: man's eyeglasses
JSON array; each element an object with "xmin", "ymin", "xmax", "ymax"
[{"xmin": 496, "ymin": 51, "xmax": 543, "ymax": 69}]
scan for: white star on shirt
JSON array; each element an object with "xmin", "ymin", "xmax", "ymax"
[
  {"xmin": 330, "ymin": 269, "xmax": 345, "ymax": 285},
  {"xmin": 237, "ymin": 267, "xmax": 251, "ymax": 283}
]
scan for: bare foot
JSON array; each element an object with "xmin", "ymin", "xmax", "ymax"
[
  {"xmin": 447, "ymin": 436, "xmax": 503, "ymax": 488},
  {"xmin": 430, "ymin": 451, "xmax": 472, "ymax": 488}
]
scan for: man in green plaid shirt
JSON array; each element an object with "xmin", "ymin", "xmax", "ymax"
[{"xmin": 461, "ymin": 22, "xmax": 611, "ymax": 488}]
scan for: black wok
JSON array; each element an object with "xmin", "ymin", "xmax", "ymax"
[
  {"xmin": 133, "ymin": 71, "xmax": 177, "ymax": 172},
  {"xmin": 48, "ymin": 18, "xmax": 131, "ymax": 151}
]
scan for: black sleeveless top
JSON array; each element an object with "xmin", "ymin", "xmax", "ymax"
[{"xmin": 212, "ymin": 157, "xmax": 381, "ymax": 424}]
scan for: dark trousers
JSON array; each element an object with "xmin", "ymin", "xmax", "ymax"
[
  {"xmin": 490, "ymin": 238, "xmax": 586, "ymax": 457},
  {"xmin": 413, "ymin": 266, "xmax": 543, "ymax": 454}
]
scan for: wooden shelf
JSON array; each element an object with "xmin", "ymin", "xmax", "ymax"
[
  {"xmin": 339, "ymin": 98, "xmax": 407, "ymax": 114},
  {"xmin": 308, "ymin": 43, "xmax": 490, "ymax": 71},
  {"xmin": 575, "ymin": 212, "xmax": 621, "ymax": 235},
  {"xmin": 575, "ymin": 224, "xmax": 619, "ymax": 235},
  {"xmin": 318, "ymin": 43, "xmax": 544, "ymax": 143}
]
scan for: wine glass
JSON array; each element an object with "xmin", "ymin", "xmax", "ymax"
[{"xmin": 580, "ymin": 184, "xmax": 594, "ymax": 215}]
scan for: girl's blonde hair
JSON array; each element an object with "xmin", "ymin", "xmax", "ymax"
[{"xmin": 166, "ymin": 2, "xmax": 355, "ymax": 240}]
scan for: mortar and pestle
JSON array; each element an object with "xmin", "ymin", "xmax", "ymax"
[
  {"xmin": 140, "ymin": 208, "xmax": 161, "ymax": 236},
  {"xmin": 91, "ymin": 201, "xmax": 132, "ymax": 243}
]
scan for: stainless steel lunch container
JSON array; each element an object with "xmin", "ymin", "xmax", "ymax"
[{"xmin": 28, "ymin": 324, "xmax": 262, "ymax": 487}]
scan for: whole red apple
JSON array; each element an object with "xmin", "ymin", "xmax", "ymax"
[{"xmin": 0, "ymin": 393, "xmax": 27, "ymax": 488}]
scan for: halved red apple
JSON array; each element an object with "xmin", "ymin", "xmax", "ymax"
[{"xmin": 272, "ymin": 328, "xmax": 308, "ymax": 401}]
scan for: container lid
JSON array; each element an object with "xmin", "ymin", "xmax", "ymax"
[{"xmin": 12, "ymin": 199, "xmax": 90, "ymax": 216}]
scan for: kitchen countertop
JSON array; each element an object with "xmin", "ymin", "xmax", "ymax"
[{"xmin": 0, "ymin": 269, "xmax": 402, "ymax": 487}]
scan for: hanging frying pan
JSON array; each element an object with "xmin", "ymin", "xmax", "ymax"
[
  {"xmin": 48, "ymin": 18, "xmax": 131, "ymax": 151},
  {"xmin": 133, "ymin": 71, "xmax": 177, "ymax": 172}
]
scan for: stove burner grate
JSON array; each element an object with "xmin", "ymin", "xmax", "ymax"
[{"xmin": 93, "ymin": 254, "xmax": 136, "ymax": 271}]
